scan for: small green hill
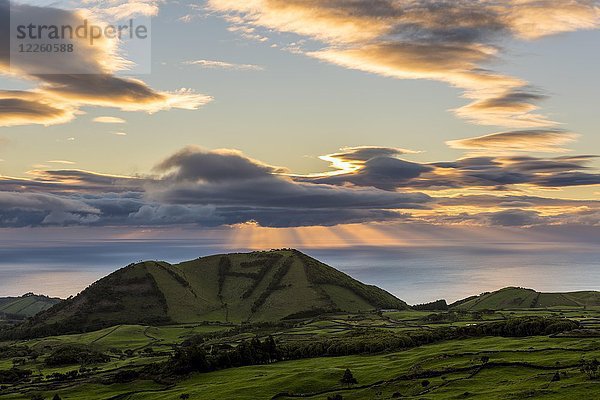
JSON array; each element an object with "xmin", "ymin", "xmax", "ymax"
[
  {"xmin": 0, "ymin": 293, "xmax": 61, "ymax": 318},
  {"xmin": 9, "ymin": 250, "xmax": 407, "ymax": 337},
  {"xmin": 452, "ymin": 287, "xmax": 600, "ymax": 311}
]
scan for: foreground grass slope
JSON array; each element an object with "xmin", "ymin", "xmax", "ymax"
[
  {"xmin": 454, "ymin": 287, "xmax": 600, "ymax": 311},
  {"xmin": 2, "ymin": 309, "xmax": 599, "ymax": 400},
  {"xmin": 8, "ymin": 250, "xmax": 407, "ymax": 337}
]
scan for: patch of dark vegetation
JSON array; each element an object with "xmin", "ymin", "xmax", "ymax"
[
  {"xmin": 421, "ymin": 312, "xmax": 459, "ymax": 323},
  {"xmin": 0, "ymin": 368, "xmax": 32, "ymax": 384},
  {"xmin": 283, "ymin": 308, "xmax": 341, "ymax": 320},
  {"xmin": 155, "ymin": 262, "xmax": 197, "ymax": 298},
  {"xmin": 580, "ymin": 358, "xmax": 599, "ymax": 380},
  {"xmin": 251, "ymin": 257, "xmax": 294, "ymax": 313},
  {"xmin": 530, "ymin": 293, "xmax": 541, "ymax": 308},
  {"xmin": 217, "ymin": 257, "xmax": 231, "ymax": 300},
  {"xmin": 240, "ymin": 255, "xmax": 283, "ymax": 300},
  {"xmin": 45, "ymin": 345, "xmax": 110, "ymax": 367},
  {"xmin": 154, "ymin": 336, "xmax": 280, "ymax": 376},
  {"xmin": 107, "ymin": 369, "xmax": 141, "ymax": 384},
  {"xmin": 413, "ymin": 300, "xmax": 449, "ymax": 311},
  {"xmin": 0, "ymin": 345, "xmax": 33, "ymax": 359}
]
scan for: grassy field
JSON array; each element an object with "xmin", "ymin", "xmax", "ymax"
[
  {"xmin": 455, "ymin": 287, "xmax": 600, "ymax": 311},
  {"xmin": 2, "ymin": 306, "xmax": 600, "ymax": 399},
  {"xmin": 0, "ymin": 296, "xmax": 60, "ymax": 319}
]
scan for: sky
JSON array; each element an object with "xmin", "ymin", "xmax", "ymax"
[{"xmin": 0, "ymin": 0, "xmax": 599, "ymax": 300}]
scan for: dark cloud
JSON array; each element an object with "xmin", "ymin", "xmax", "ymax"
[
  {"xmin": 0, "ymin": 170, "xmax": 145, "ymax": 194},
  {"xmin": 487, "ymin": 209, "xmax": 545, "ymax": 227},
  {"xmin": 305, "ymin": 157, "xmax": 432, "ymax": 191},
  {"xmin": 154, "ymin": 146, "xmax": 284, "ymax": 182},
  {"xmin": 0, "ymin": 94, "xmax": 73, "ymax": 126},
  {"xmin": 0, "ymin": 146, "xmax": 597, "ymax": 229},
  {"xmin": 0, "ymin": 192, "xmax": 100, "ymax": 227},
  {"xmin": 303, "ymin": 147, "xmax": 600, "ymax": 191}
]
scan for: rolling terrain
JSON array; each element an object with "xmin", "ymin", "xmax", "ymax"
[
  {"xmin": 0, "ymin": 294, "xmax": 61, "ymax": 319},
  {"xmin": 1, "ymin": 251, "xmax": 600, "ymax": 399},
  {"xmin": 9, "ymin": 250, "xmax": 407, "ymax": 337},
  {"xmin": 452, "ymin": 287, "xmax": 600, "ymax": 311}
]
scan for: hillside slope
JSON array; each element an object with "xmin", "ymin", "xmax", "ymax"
[
  {"xmin": 453, "ymin": 287, "xmax": 600, "ymax": 310},
  {"xmin": 8, "ymin": 250, "xmax": 407, "ymax": 337},
  {"xmin": 0, "ymin": 294, "xmax": 61, "ymax": 318}
]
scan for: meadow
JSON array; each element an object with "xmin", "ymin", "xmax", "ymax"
[{"xmin": 2, "ymin": 306, "xmax": 600, "ymax": 399}]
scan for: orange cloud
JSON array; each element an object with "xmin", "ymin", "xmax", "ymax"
[
  {"xmin": 0, "ymin": 0, "xmax": 211, "ymax": 127},
  {"xmin": 447, "ymin": 130, "xmax": 580, "ymax": 153},
  {"xmin": 209, "ymin": 0, "xmax": 600, "ymax": 128}
]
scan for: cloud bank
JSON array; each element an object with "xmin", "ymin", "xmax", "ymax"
[{"xmin": 0, "ymin": 144, "xmax": 597, "ymax": 228}]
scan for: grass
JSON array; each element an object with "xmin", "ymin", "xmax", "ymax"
[
  {"xmin": 15, "ymin": 250, "xmax": 411, "ymax": 337},
  {"xmin": 456, "ymin": 287, "xmax": 600, "ymax": 311},
  {"xmin": 0, "ymin": 296, "xmax": 60, "ymax": 318},
  {"xmin": 3, "ymin": 307, "xmax": 600, "ymax": 399},
  {"xmin": 119, "ymin": 336, "xmax": 600, "ymax": 399}
]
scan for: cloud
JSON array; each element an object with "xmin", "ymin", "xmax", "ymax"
[
  {"xmin": 92, "ymin": 0, "xmax": 160, "ymax": 19},
  {"xmin": 47, "ymin": 160, "xmax": 76, "ymax": 165},
  {"xmin": 209, "ymin": 0, "xmax": 600, "ymax": 128},
  {"xmin": 0, "ymin": 192, "xmax": 101, "ymax": 227},
  {"xmin": 154, "ymin": 146, "xmax": 286, "ymax": 182},
  {"xmin": 425, "ymin": 155, "xmax": 600, "ymax": 190},
  {"xmin": 0, "ymin": 0, "xmax": 212, "ymax": 127},
  {"xmin": 300, "ymin": 146, "xmax": 600, "ymax": 191},
  {"xmin": 93, "ymin": 116, "xmax": 126, "ymax": 124},
  {"xmin": 0, "ymin": 169, "xmax": 146, "ymax": 194},
  {"xmin": 447, "ymin": 129, "xmax": 579, "ymax": 153},
  {"xmin": 316, "ymin": 146, "xmax": 420, "ymax": 174},
  {"xmin": 184, "ymin": 59, "xmax": 264, "ymax": 71},
  {"xmin": 304, "ymin": 147, "xmax": 432, "ymax": 191},
  {"xmin": 0, "ymin": 91, "xmax": 76, "ymax": 127},
  {"xmin": 0, "ymin": 145, "xmax": 597, "ymax": 229},
  {"xmin": 487, "ymin": 209, "xmax": 545, "ymax": 227},
  {"xmin": 149, "ymin": 147, "xmax": 431, "ymax": 227}
]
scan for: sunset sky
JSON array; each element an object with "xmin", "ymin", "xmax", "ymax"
[{"xmin": 0, "ymin": 0, "xmax": 599, "ymax": 299}]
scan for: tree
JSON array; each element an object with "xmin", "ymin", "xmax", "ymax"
[
  {"xmin": 52, "ymin": 395, "xmax": 62, "ymax": 400},
  {"xmin": 264, "ymin": 335, "xmax": 278, "ymax": 362},
  {"xmin": 480, "ymin": 355, "xmax": 490, "ymax": 365},
  {"xmin": 580, "ymin": 358, "xmax": 600, "ymax": 380},
  {"xmin": 421, "ymin": 380, "xmax": 430, "ymax": 388},
  {"xmin": 551, "ymin": 372, "xmax": 561, "ymax": 382},
  {"xmin": 179, "ymin": 394, "xmax": 190, "ymax": 400},
  {"xmin": 340, "ymin": 369, "xmax": 357, "ymax": 387}
]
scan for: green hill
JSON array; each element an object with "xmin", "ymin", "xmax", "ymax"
[
  {"xmin": 10, "ymin": 250, "xmax": 408, "ymax": 337},
  {"xmin": 452, "ymin": 287, "xmax": 600, "ymax": 311},
  {"xmin": 0, "ymin": 293, "xmax": 61, "ymax": 318}
]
